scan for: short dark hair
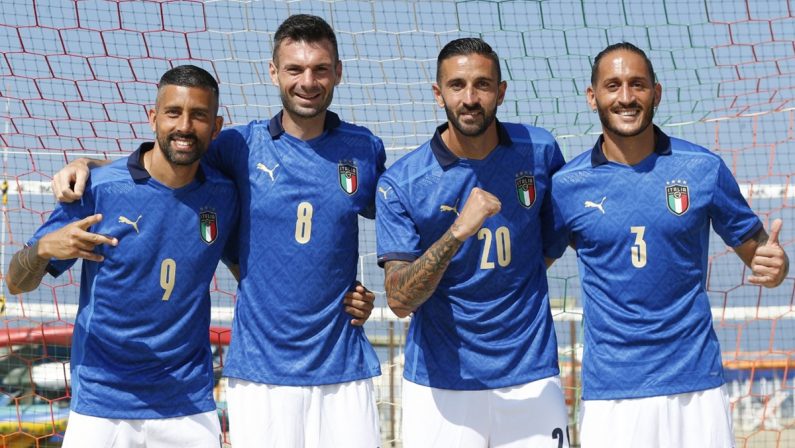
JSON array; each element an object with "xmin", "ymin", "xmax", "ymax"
[
  {"xmin": 591, "ymin": 42, "xmax": 656, "ymax": 85},
  {"xmin": 273, "ymin": 14, "xmax": 338, "ymax": 64},
  {"xmin": 436, "ymin": 38, "xmax": 502, "ymax": 84},
  {"xmin": 157, "ymin": 65, "xmax": 219, "ymax": 104}
]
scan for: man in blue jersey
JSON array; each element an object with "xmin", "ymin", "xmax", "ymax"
[
  {"xmin": 6, "ymin": 65, "xmax": 238, "ymax": 447},
  {"xmin": 376, "ymin": 38, "xmax": 570, "ymax": 447},
  {"xmin": 550, "ymin": 42, "xmax": 789, "ymax": 448},
  {"xmin": 50, "ymin": 15, "xmax": 384, "ymax": 447}
]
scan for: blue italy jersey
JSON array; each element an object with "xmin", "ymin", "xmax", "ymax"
[
  {"xmin": 207, "ymin": 111, "xmax": 384, "ymax": 385},
  {"xmin": 29, "ymin": 143, "xmax": 239, "ymax": 418},
  {"xmin": 551, "ymin": 127, "xmax": 762, "ymax": 400},
  {"xmin": 376, "ymin": 122, "xmax": 566, "ymax": 390}
]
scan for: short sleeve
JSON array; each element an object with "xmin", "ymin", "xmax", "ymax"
[
  {"xmin": 375, "ymin": 176, "xmax": 421, "ymax": 267},
  {"xmin": 708, "ymin": 158, "xmax": 762, "ymax": 247}
]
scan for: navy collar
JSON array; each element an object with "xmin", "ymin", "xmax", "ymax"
[
  {"xmin": 267, "ymin": 110, "xmax": 342, "ymax": 139},
  {"xmin": 126, "ymin": 142, "xmax": 206, "ymax": 183},
  {"xmin": 430, "ymin": 120, "xmax": 513, "ymax": 168},
  {"xmin": 590, "ymin": 125, "xmax": 672, "ymax": 167}
]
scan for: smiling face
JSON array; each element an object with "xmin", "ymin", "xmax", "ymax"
[
  {"xmin": 149, "ymin": 84, "xmax": 222, "ymax": 166},
  {"xmin": 433, "ymin": 52, "xmax": 506, "ymax": 138},
  {"xmin": 269, "ymin": 38, "xmax": 342, "ymax": 121},
  {"xmin": 587, "ymin": 49, "xmax": 661, "ymax": 139}
]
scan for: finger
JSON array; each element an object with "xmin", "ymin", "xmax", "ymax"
[
  {"xmin": 79, "ymin": 231, "xmax": 118, "ymax": 247},
  {"xmin": 747, "ymin": 274, "xmax": 775, "ymax": 286},
  {"xmin": 75, "ymin": 249, "xmax": 104, "ymax": 263},
  {"xmin": 77, "ymin": 214, "xmax": 103, "ymax": 229},
  {"xmin": 72, "ymin": 168, "xmax": 88, "ymax": 198},
  {"xmin": 767, "ymin": 219, "xmax": 783, "ymax": 246}
]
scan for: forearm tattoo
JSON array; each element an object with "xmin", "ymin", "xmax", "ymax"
[
  {"xmin": 8, "ymin": 242, "xmax": 49, "ymax": 293},
  {"xmin": 385, "ymin": 229, "xmax": 463, "ymax": 312}
]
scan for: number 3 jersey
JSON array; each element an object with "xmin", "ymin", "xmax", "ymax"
[
  {"xmin": 550, "ymin": 127, "xmax": 762, "ymax": 400},
  {"xmin": 207, "ymin": 111, "xmax": 385, "ymax": 385},
  {"xmin": 376, "ymin": 122, "xmax": 567, "ymax": 390},
  {"xmin": 28, "ymin": 143, "xmax": 240, "ymax": 418}
]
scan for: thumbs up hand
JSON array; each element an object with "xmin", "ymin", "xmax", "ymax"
[{"xmin": 748, "ymin": 219, "xmax": 789, "ymax": 287}]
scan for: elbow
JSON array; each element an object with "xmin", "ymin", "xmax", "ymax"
[{"xmin": 387, "ymin": 296, "xmax": 413, "ymax": 318}]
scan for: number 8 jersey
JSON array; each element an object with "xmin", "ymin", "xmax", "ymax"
[
  {"xmin": 29, "ymin": 143, "xmax": 240, "ymax": 418},
  {"xmin": 207, "ymin": 111, "xmax": 385, "ymax": 386},
  {"xmin": 550, "ymin": 127, "xmax": 762, "ymax": 400}
]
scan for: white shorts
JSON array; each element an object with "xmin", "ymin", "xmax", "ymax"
[
  {"xmin": 226, "ymin": 377, "xmax": 380, "ymax": 448},
  {"xmin": 402, "ymin": 376, "xmax": 570, "ymax": 448},
  {"xmin": 579, "ymin": 385, "xmax": 735, "ymax": 448},
  {"xmin": 62, "ymin": 410, "xmax": 221, "ymax": 448}
]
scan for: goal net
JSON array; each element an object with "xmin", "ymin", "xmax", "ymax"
[{"xmin": 1, "ymin": 1, "xmax": 793, "ymax": 447}]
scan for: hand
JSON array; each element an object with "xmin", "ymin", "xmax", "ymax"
[
  {"xmin": 450, "ymin": 187, "xmax": 501, "ymax": 241},
  {"xmin": 748, "ymin": 219, "xmax": 789, "ymax": 287},
  {"xmin": 344, "ymin": 281, "xmax": 375, "ymax": 326},
  {"xmin": 38, "ymin": 214, "xmax": 118, "ymax": 262},
  {"xmin": 51, "ymin": 158, "xmax": 92, "ymax": 203}
]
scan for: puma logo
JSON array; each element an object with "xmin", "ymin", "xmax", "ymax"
[
  {"xmin": 256, "ymin": 163, "xmax": 279, "ymax": 182},
  {"xmin": 378, "ymin": 186, "xmax": 392, "ymax": 199},
  {"xmin": 439, "ymin": 199, "xmax": 460, "ymax": 216},
  {"xmin": 584, "ymin": 197, "xmax": 606, "ymax": 214},
  {"xmin": 119, "ymin": 215, "xmax": 142, "ymax": 233}
]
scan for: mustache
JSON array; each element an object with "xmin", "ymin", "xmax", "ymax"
[
  {"xmin": 459, "ymin": 104, "xmax": 484, "ymax": 113},
  {"xmin": 611, "ymin": 102, "xmax": 642, "ymax": 111},
  {"xmin": 168, "ymin": 132, "xmax": 197, "ymax": 141}
]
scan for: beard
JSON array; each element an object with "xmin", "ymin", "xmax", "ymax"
[
  {"xmin": 444, "ymin": 103, "xmax": 498, "ymax": 138},
  {"xmin": 596, "ymin": 100, "xmax": 655, "ymax": 138},
  {"xmin": 280, "ymin": 88, "xmax": 334, "ymax": 120},
  {"xmin": 157, "ymin": 132, "xmax": 206, "ymax": 166}
]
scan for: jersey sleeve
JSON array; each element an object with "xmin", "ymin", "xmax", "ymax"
[
  {"xmin": 26, "ymin": 188, "xmax": 96, "ymax": 277},
  {"xmin": 375, "ymin": 176, "xmax": 421, "ymax": 267},
  {"xmin": 204, "ymin": 127, "xmax": 250, "ymax": 179},
  {"xmin": 360, "ymin": 137, "xmax": 387, "ymax": 220},
  {"xmin": 541, "ymin": 142, "xmax": 569, "ymax": 259},
  {"xmin": 709, "ymin": 158, "xmax": 763, "ymax": 247}
]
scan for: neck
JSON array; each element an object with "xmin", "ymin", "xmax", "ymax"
[
  {"xmin": 600, "ymin": 125, "xmax": 656, "ymax": 166},
  {"xmin": 143, "ymin": 146, "xmax": 198, "ymax": 189},
  {"xmin": 281, "ymin": 109, "xmax": 326, "ymax": 141},
  {"xmin": 442, "ymin": 122, "xmax": 500, "ymax": 160}
]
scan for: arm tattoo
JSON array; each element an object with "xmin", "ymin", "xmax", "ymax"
[
  {"xmin": 7, "ymin": 241, "xmax": 49, "ymax": 293},
  {"xmin": 384, "ymin": 229, "xmax": 463, "ymax": 315}
]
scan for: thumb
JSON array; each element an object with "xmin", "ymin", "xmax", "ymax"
[
  {"xmin": 77, "ymin": 213, "xmax": 103, "ymax": 230},
  {"xmin": 767, "ymin": 219, "xmax": 783, "ymax": 246}
]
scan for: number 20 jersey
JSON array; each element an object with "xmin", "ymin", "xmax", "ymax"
[
  {"xmin": 207, "ymin": 111, "xmax": 385, "ymax": 385},
  {"xmin": 29, "ymin": 143, "xmax": 240, "ymax": 418},
  {"xmin": 550, "ymin": 127, "xmax": 762, "ymax": 400},
  {"xmin": 376, "ymin": 122, "xmax": 566, "ymax": 390}
]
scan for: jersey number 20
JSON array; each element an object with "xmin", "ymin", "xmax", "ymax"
[{"xmin": 477, "ymin": 226, "xmax": 511, "ymax": 269}]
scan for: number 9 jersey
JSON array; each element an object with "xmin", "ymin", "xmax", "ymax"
[{"xmin": 29, "ymin": 143, "xmax": 240, "ymax": 419}]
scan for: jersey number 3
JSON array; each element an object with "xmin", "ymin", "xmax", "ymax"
[{"xmin": 630, "ymin": 226, "xmax": 647, "ymax": 268}]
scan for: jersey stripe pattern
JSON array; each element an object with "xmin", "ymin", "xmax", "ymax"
[
  {"xmin": 376, "ymin": 122, "xmax": 567, "ymax": 390},
  {"xmin": 207, "ymin": 111, "xmax": 385, "ymax": 385},
  {"xmin": 30, "ymin": 143, "xmax": 239, "ymax": 418},
  {"xmin": 551, "ymin": 127, "xmax": 762, "ymax": 400}
]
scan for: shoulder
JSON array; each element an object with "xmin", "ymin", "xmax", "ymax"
[
  {"xmin": 214, "ymin": 120, "xmax": 270, "ymax": 145},
  {"xmin": 90, "ymin": 156, "xmax": 131, "ymax": 186},
  {"xmin": 335, "ymin": 118, "xmax": 384, "ymax": 146},
  {"xmin": 502, "ymin": 122, "xmax": 557, "ymax": 147},
  {"xmin": 668, "ymin": 136, "xmax": 721, "ymax": 162},
  {"xmin": 382, "ymin": 142, "xmax": 433, "ymax": 180},
  {"xmin": 552, "ymin": 149, "xmax": 592, "ymax": 185}
]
